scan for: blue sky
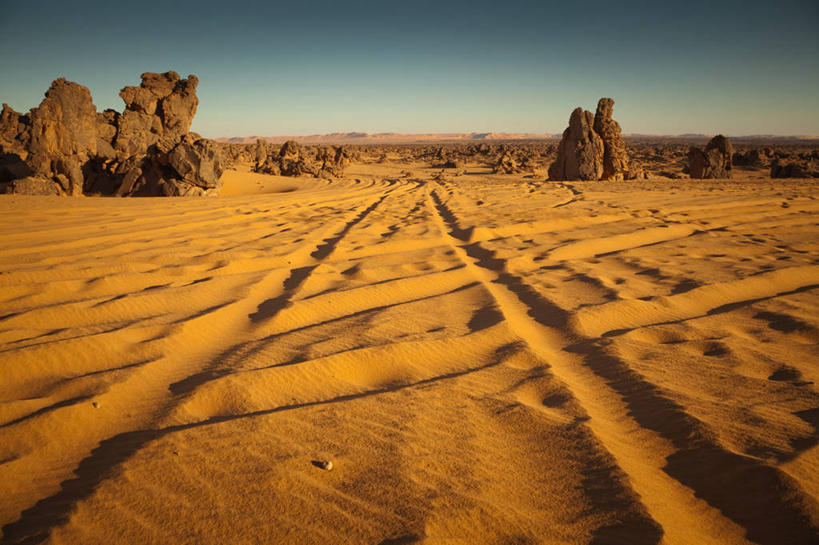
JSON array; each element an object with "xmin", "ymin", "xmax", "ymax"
[{"xmin": 1, "ymin": 0, "xmax": 817, "ymax": 137}]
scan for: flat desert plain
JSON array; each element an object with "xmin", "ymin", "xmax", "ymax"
[{"xmin": 1, "ymin": 162, "xmax": 818, "ymax": 544}]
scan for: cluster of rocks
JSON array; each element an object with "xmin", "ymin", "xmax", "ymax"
[
  {"xmin": 770, "ymin": 159, "xmax": 819, "ymax": 178},
  {"xmin": 493, "ymin": 151, "xmax": 523, "ymax": 174},
  {"xmin": 686, "ymin": 135, "xmax": 733, "ymax": 179},
  {"xmin": 733, "ymin": 147, "xmax": 774, "ymax": 167},
  {"xmin": 253, "ymin": 140, "xmax": 351, "ymax": 178},
  {"xmin": 548, "ymin": 98, "xmax": 637, "ymax": 181},
  {"xmin": 0, "ymin": 71, "xmax": 224, "ymax": 196}
]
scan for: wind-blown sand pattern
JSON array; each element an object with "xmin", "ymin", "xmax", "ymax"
[{"xmin": 1, "ymin": 166, "xmax": 818, "ymax": 544}]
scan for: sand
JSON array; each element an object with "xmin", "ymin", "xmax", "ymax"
[{"xmin": 0, "ymin": 162, "xmax": 817, "ymax": 544}]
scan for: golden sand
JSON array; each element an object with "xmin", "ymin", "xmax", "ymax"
[{"xmin": 0, "ymin": 163, "xmax": 817, "ymax": 544}]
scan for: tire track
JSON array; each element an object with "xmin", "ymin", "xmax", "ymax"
[
  {"xmin": 426, "ymin": 185, "xmax": 819, "ymax": 545},
  {"xmin": 0, "ymin": 186, "xmax": 397, "ymax": 545}
]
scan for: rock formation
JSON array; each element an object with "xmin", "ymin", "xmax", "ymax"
[
  {"xmin": 317, "ymin": 146, "xmax": 351, "ymax": 177},
  {"xmin": 548, "ymin": 107, "xmax": 604, "ymax": 181},
  {"xmin": 0, "ymin": 71, "xmax": 224, "ymax": 196},
  {"xmin": 687, "ymin": 135, "xmax": 733, "ymax": 179},
  {"xmin": 255, "ymin": 141, "xmax": 350, "ymax": 179},
  {"xmin": 770, "ymin": 158, "xmax": 819, "ymax": 178},
  {"xmin": 733, "ymin": 147, "xmax": 772, "ymax": 167},
  {"xmin": 494, "ymin": 150, "xmax": 522, "ymax": 174},
  {"xmin": 593, "ymin": 98, "xmax": 629, "ymax": 180},
  {"xmin": 548, "ymin": 98, "xmax": 634, "ymax": 181},
  {"xmin": 279, "ymin": 140, "xmax": 311, "ymax": 176}
]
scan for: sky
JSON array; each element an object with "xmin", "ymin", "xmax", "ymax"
[{"xmin": 1, "ymin": 0, "xmax": 817, "ymax": 138}]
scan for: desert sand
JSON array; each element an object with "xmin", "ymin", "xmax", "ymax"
[{"xmin": 1, "ymin": 159, "xmax": 818, "ymax": 544}]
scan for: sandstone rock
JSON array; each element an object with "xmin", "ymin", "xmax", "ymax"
[
  {"xmin": 548, "ymin": 107, "xmax": 604, "ymax": 181},
  {"xmin": 253, "ymin": 139, "xmax": 268, "ymax": 169},
  {"xmin": 167, "ymin": 135, "xmax": 224, "ymax": 190},
  {"xmin": 0, "ymin": 152, "xmax": 32, "ymax": 183},
  {"xmin": 770, "ymin": 159, "xmax": 819, "ymax": 178},
  {"xmin": 115, "ymin": 72, "xmax": 198, "ymax": 155},
  {"xmin": 593, "ymin": 98, "xmax": 629, "ymax": 180},
  {"xmin": 277, "ymin": 140, "xmax": 319, "ymax": 177},
  {"xmin": 0, "ymin": 104, "xmax": 29, "ymax": 150},
  {"xmin": 1, "ymin": 176, "xmax": 64, "ymax": 195},
  {"xmin": 318, "ymin": 146, "xmax": 351, "ymax": 177},
  {"xmin": 494, "ymin": 151, "xmax": 522, "ymax": 174},
  {"xmin": 0, "ymin": 71, "xmax": 220, "ymax": 197},
  {"xmin": 733, "ymin": 147, "xmax": 771, "ymax": 167},
  {"xmin": 28, "ymin": 79, "xmax": 98, "ymax": 159},
  {"xmin": 20, "ymin": 79, "xmax": 98, "ymax": 193},
  {"xmin": 688, "ymin": 135, "xmax": 732, "ymax": 179}
]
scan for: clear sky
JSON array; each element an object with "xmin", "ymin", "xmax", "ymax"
[{"xmin": 1, "ymin": 0, "xmax": 817, "ymax": 137}]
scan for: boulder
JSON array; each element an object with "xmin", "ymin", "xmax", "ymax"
[
  {"xmin": 688, "ymin": 135, "xmax": 733, "ymax": 179},
  {"xmin": 770, "ymin": 159, "xmax": 819, "ymax": 178},
  {"xmin": 278, "ymin": 140, "xmax": 319, "ymax": 176},
  {"xmin": 1, "ymin": 176, "xmax": 64, "ymax": 195},
  {"xmin": 0, "ymin": 104, "xmax": 29, "ymax": 150},
  {"xmin": 167, "ymin": 135, "xmax": 224, "ymax": 191},
  {"xmin": 17, "ymin": 79, "xmax": 99, "ymax": 194},
  {"xmin": 318, "ymin": 146, "xmax": 351, "ymax": 177},
  {"xmin": 253, "ymin": 139, "xmax": 268, "ymax": 169},
  {"xmin": 548, "ymin": 107, "xmax": 604, "ymax": 181},
  {"xmin": 733, "ymin": 147, "xmax": 772, "ymax": 167},
  {"xmin": 27, "ymin": 79, "xmax": 98, "ymax": 159},
  {"xmin": 494, "ymin": 151, "xmax": 522, "ymax": 174}
]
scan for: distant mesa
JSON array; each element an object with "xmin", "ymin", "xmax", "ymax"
[
  {"xmin": 0, "ymin": 71, "xmax": 224, "ymax": 196},
  {"xmin": 687, "ymin": 135, "xmax": 733, "ymax": 179},
  {"xmin": 548, "ymin": 98, "xmax": 641, "ymax": 181}
]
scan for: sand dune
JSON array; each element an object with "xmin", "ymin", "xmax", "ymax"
[{"xmin": 1, "ymin": 165, "xmax": 818, "ymax": 544}]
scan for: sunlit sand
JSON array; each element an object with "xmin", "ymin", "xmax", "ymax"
[{"xmin": 1, "ymin": 157, "xmax": 817, "ymax": 543}]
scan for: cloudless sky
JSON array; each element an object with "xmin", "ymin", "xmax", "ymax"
[{"xmin": 1, "ymin": 0, "xmax": 817, "ymax": 137}]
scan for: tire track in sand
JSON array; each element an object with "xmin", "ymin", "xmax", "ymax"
[
  {"xmin": 0, "ymin": 185, "xmax": 396, "ymax": 545},
  {"xmin": 426, "ymin": 185, "xmax": 819, "ymax": 545}
]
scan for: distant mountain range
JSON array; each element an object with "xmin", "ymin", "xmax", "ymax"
[
  {"xmin": 215, "ymin": 132, "xmax": 557, "ymax": 144},
  {"xmin": 215, "ymin": 132, "xmax": 817, "ymax": 144}
]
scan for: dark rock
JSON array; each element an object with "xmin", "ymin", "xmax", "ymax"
[
  {"xmin": 1, "ymin": 176, "xmax": 64, "ymax": 195},
  {"xmin": 770, "ymin": 159, "xmax": 819, "ymax": 178},
  {"xmin": 688, "ymin": 135, "xmax": 732, "ymax": 179},
  {"xmin": 733, "ymin": 147, "xmax": 772, "ymax": 167}
]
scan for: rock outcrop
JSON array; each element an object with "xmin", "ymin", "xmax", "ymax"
[
  {"xmin": 770, "ymin": 159, "xmax": 819, "ymax": 178},
  {"xmin": 593, "ymin": 98, "xmax": 629, "ymax": 180},
  {"xmin": 255, "ymin": 141, "xmax": 350, "ymax": 179},
  {"xmin": 494, "ymin": 150, "xmax": 522, "ymax": 174},
  {"xmin": 687, "ymin": 135, "xmax": 733, "ymax": 179},
  {"xmin": 548, "ymin": 107, "xmax": 604, "ymax": 181},
  {"xmin": 733, "ymin": 147, "xmax": 772, "ymax": 167},
  {"xmin": 317, "ymin": 146, "xmax": 351, "ymax": 177},
  {"xmin": 548, "ymin": 98, "xmax": 634, "ymax": 181},
  {"xmin": 0, "ymin": 71, "xmax": 223, "ymax": 196}
]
